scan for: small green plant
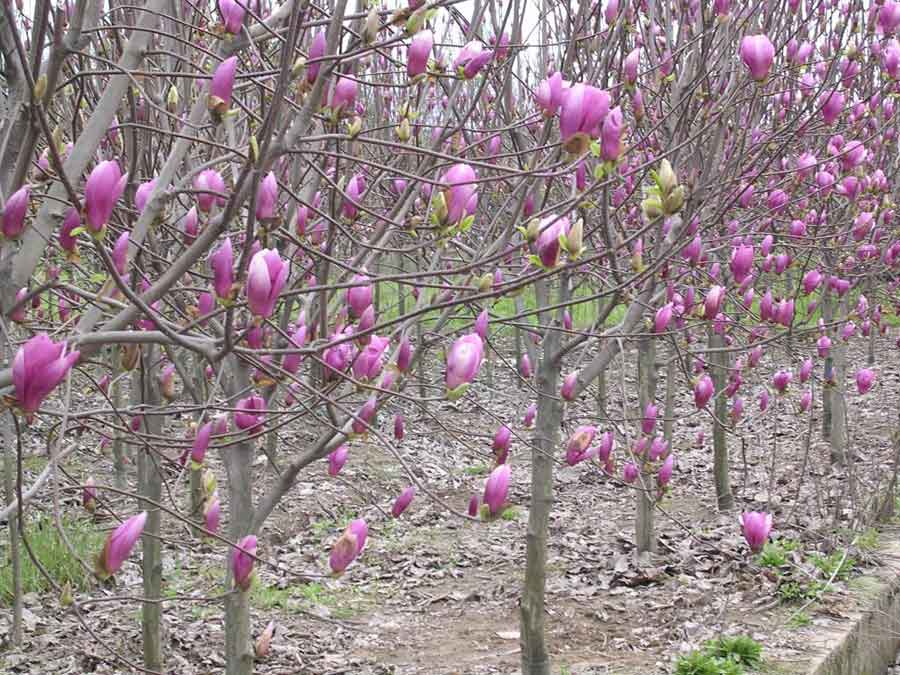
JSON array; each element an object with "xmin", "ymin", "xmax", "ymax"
[
  {"xmin": 251, "ymin": 581, "xmax": 293, "ymax": 610},
  {"xmin": 810, "ymin": 551, "xmax": 855, "ymax": 581},
  {"xmin": 757, "ymin": 539, "xmax": 800, "ymax": 568},
  {"xmin": 464, "ymin": 464, "xmax": 489, "ymax": 476},
  {"xmin": 501, "ymin": 506, "xmax": 520, "ymax": 521},
  {"xmin": 855, "ymin": 528, "xmax": 879, "ymax": 551},
  {"xmin": 704, "ymin": 635, "xmax": 762, "ymax": 669},
  {"xmin": 674, "ymin": 651, "xmax": 743, "ymax": 675},
  {"xmin": 777, "ymin": 579, "xmax": 828, "ymax": 604},
  {"xmin": 787, "ymin": 611, "xmax": 812, "ymax": 629},
  {"xmin": 0, "ymin": 516, "xmax": 103, "ymax": 604}
]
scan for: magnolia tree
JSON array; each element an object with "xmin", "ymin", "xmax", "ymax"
[{"xmin": 1, "ymin": 0, "xmax": 899, "ymax": 673}]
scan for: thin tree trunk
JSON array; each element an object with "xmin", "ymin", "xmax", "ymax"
[
  {"xmin": 112, "ymin": 358, "xmax": 127, "ymax": 490},
  {"xmin": 821, "ymin": 281, "xmax": 835, "ymax": 445},
  {"xmin": 223, "ymin": 357, "xmax": 256, "ymax": 675},
  {"xmin": 2, "ymin": 409, "xmax": 23, "ymax": 647},
  {"xmin": 519, "ymin": 329, "xmax": 562, "ymax": 675},
  {"xmin": 830, "ymin": 298, "xmax": 849, "ymax": 465},
  {"xmin": 663, "ymin": 357, "xmax": 675, "ymax": 445},
  {"xmin": 709, "ymin": 331, "xmax": 734, "ymax": 510},
  {"xmin": 635, "ymin": 337, "xmax": 657, "ymax": 555},
  {"xmin": 136, "ymin": 355, "xmax": 163, "ymax": 672}
]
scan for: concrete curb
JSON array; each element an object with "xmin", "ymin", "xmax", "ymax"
[{"xmin": 802, "ymin": 539, "xmax": 900, "ymax": 675}]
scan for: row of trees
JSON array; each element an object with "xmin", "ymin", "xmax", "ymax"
[{"xmin": 1, "ymin": 0, "xmax": 899, "ymax": 672}]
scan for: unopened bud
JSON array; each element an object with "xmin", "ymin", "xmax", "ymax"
[
  {"xmin": 657, "ymin": 159, "xmax": 677, "ymax": 194},
  {"xmin": 167, "ymin": 85, "xmax": 180, "ymax": 111},
  {"xmin": 397, "ymin": 117, "xmax": 412, "ymax": 142},
  {"xmin": 33, "ymin": 74, "xmax": 47, "ymax": 100}
]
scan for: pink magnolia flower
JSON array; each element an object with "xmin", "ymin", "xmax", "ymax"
[
  {"xmin": 231, "ymin": 535, "xmax": 257, "ymax": 590},
  {"xmin": 210, "ymin": 237, "xmax": 234, "ymax": 301},
  {"xmin": 600, "ymin": 106, "xmax": 624, "ymax": 161},
  {"xmin": 654, "ymin": 303, "xmax": 673, "ymax": 333},
  {"xmin": 96, "ymin": 511, "xmax": 147, "ymax": 577},
  {"xmin": 351, "ymin": 396, "xmax": 378, "ymax": 434},
  {"xmin": 561, "ymin": 371, "xmax": 578, "ymax": 401},
  {"xmin": 307, "ymin": 32, "xmax": 327, "ymax": 84},
  {"xmin": 209, "ymin": 56, "xmax": 237, "ymax": 112},
  {"xmin": 730, "ymin": 245, "xmax": 754, "ymax": 283},
  {"xmin": 331, "ymin": 75, "xmax": 358, "ymax": 112},
  {"xmin": 394, "ymin": 414, "xmax": 405, "ymax": 440},
  {"xmin": 342, "ymin": 173, "xmax": 364, "ymax": 220},
  {"xmin": 820, "ymin": 89, "xmax": 845, "ymax": 125},
  {"xmin": 565, "ymin": 425, "xmax": 597, "ymax": 466},
  {"xmin": 535, "ymin": 71, "xmax": 566, "ymax": 116},
  {"xmin": 182, "ymin": 207, "xmax": 199, "ymax": 244},
  {"xmin": 799, "ymin": 358, "xmax": 813, "ymax": 383},
  {"xmin": 740, "ymin": 34, "xmax": 775, "ymax": 80},
  {"xmin": 111, "ymin": 231, "xmax": 129, "ymax": 275},
  {"xmin": 2, "ymin": 185, "xmax": 30, "ymax": 238},
  {"xmin": 535, "ymin": 215, "xmax": 569, "ymax": 268},
  {"xmin": 693, "ymin": 375, "xmax": 714, "ymax": 409},
  {"xmin": 482, "ymin": 464, "xmax": 511, "ymax": 516},
  {"xmin": 772, "ymin": 370, "xmax": 792, "ymax": 393},
  {"xmin": 623, "ymin": 462, "xmax": 639, "ymax": 483},
  {"xmin": 85, "ymin": 161, "xmax": 127, "ymax": 233},
  {"xmin": 474, "ymin": 308, "xmax": 489, "ymax": 340},
  {"xmin": 194, "ymin": 169, "xmax": 227, "ymax": 212},
  {"xmin": 802, "ymin": 269, "xmax": 822, "ymax": 294},
  {"xmin": 190, "ymin": 421, "xmax": 213, "ymax": 467},
  {"xmin": 255, "ymin": 171, "xmax": 278, "ymax": 220},
  {"xmin": 407, "ymin": 30, "xmax": 433, "ymax": 77},
  {"xmin": 657, "ymin": 453, "xmax": 674, "ymax": 488},
  {"xmin": 453, "ymin": 41, "xmax": 493, "ymax": 79},
  {"xmin": 856, "ymin": 368, "xmax": 875, "ymax": 394},
  {"xmin": 492, "ymin": 425, "xmax": 512, "ymax": 463},
  {"xmin": 740, "ymin": 511, "xmax": 772, "ymax": 552},
  {"xmin": 800, "ymin": 389, "xmax": 812, "ymax": 412},
  {"xmin": 396, "ymin": 336, "xmax": 413, "ymax": 372},
  {"xmin": 134, "ymin": 179, "xmax": 155, "ymax": 214},
  {"xmin": 204, "ymin": 496, "xmax": 221, "ymax": 535},
  {"xmin": 443, "ymin": 163, "xmax": 478, "ymax": 225},
  {"xmin": 445, "ymin": 333, "xmax": 484, "ymax": 397},
  {"xmin": 559, "ymin": 83, "xmax": 610, "ymax": 152},
  {"xmin": 523, "ymin": 403, "xmax": 537, "ymax": 428},
  {"xmin": 219, "ymin": 0, "xmax": 245, "ymax": 34},
  {"xmin": 13, "ymin": 334, "xmax": 80, "ymax": 418},
  {"xmin": 329, "ymin": 518, "xmax": 367, "ymax": 574},
  {"xmin": 59, "ymin": 207, "xmax": 81, "ymax": 254},
  {"xmin": 347, "ymin": 275, "xmax": 373, "ymax": 317},
  {"xmin": 642, "ymin": 403, "xmax": 658, "ymax": 435},
  {"xmin": 246, "ymin": 248, "xmax": 288, "ymax": 317},
  {"xmin": 328, "ymin": 444, "xmax": 349, "ymax": 476},
  {"xmin": 391, "ymin": 486, "xmax": 416, "ymax": 517},
  {"xmin": 235, "ymin": 394, "xmax": 266, "ymax": 430}
]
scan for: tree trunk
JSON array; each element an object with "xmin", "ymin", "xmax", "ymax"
[
  {"xmin": 519, "ymin": 330, "xmax": 562, "ymax": 675},
  {"xmin": 709, "ymin": 331, "xmax": 734, "ymax": 511},
  {"xmin": 663, "ymin": 357, "xmax": 676, "ymax": 445},
  {"xmin": 635, "ymin": 337, "xmax": 658, "ymax": 555},
  {"xmin": 2, "ymin": 409, "xmax": 22, "ymax": 647},
  {"xmin": 830, "ymin": 298, "xmax": 849, "ymax": 466},
  {"xmin": 136, "ymin": 355, "xmax": 163, "ymax": 672},
  {"xmin": 223, "ymin": 357, "xmax": 257, "ymax": 675}
]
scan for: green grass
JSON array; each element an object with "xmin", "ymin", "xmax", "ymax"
[
  {"xmin": 777, "ymin": 579, "xmax": 828, "ymax": 604},
  {"xmin": 500, "ymin": 506, "xmax": 520, "ymax": 521},
  {"xmin": 674, "ymin": 651, "xmax": 743, "ymax": 675},
  {"xmin": 786, "ymin": 611, "xmax": 811, "ymax": 629},
  {"xmin": 0, "ymin": 516, "xmax": 103, "ymax": 604},
  {"xmin": 464, "ymin": 464, "xmax": 490, "ymax": 476},
  {"xmin": 675, "ymin": 635, "xmax": 763, "ymax": 675},
  {"xmin": 705, "ymin": 635, "xmax": 763, "ymax": 669},
  {"xmin": 758, "ymin": 539, "xmax": 799, "ymax": 568},
  {"xmin": 810, "ymin": 551, "xmax": 855, "ymax": 581}
]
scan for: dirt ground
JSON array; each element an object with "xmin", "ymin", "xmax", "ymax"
[{"xmin": 1, "ymin": 335, "xmax": 899, "ymax": 674}]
